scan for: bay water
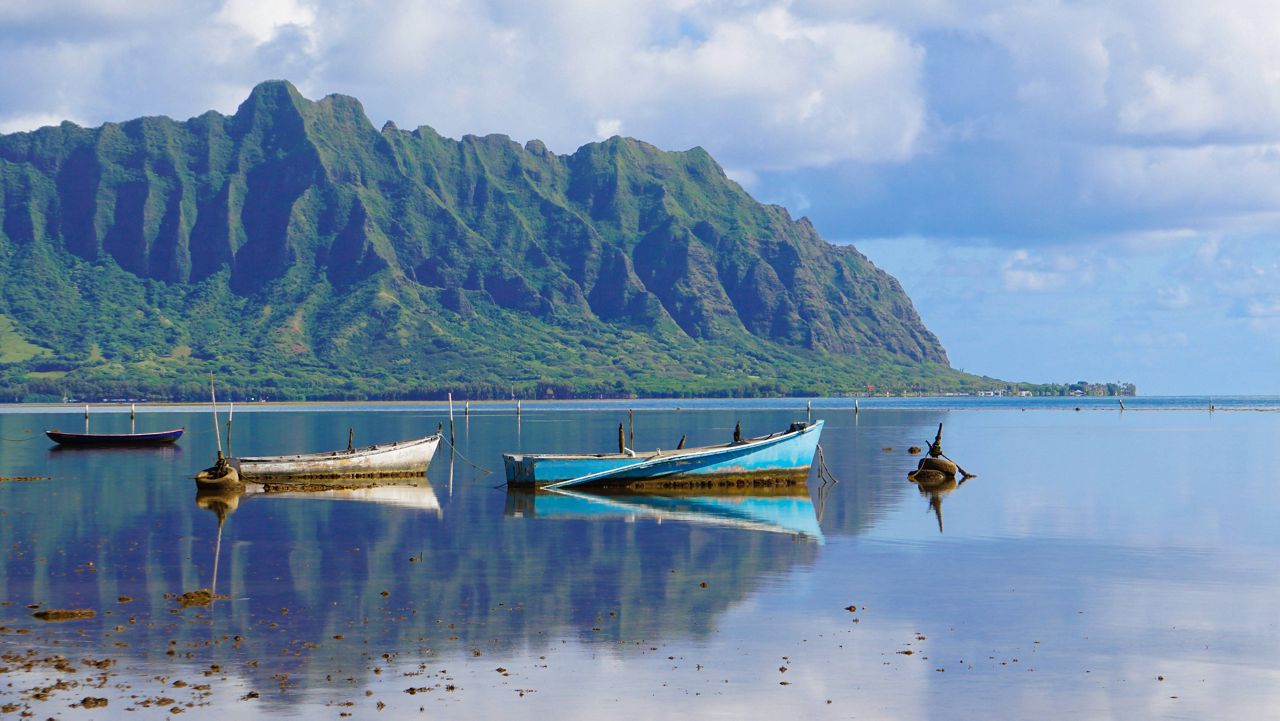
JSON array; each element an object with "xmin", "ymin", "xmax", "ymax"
[{"xmin": 1, "ymin": 400, "xmax": 1278, "ymax": 719}]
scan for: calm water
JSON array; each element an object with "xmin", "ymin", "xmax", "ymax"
[{"xmin": 2, "ymin": 400, "xmax": 1279, "ymax": 719}]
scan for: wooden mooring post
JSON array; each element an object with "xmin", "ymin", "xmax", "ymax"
[{"xmin": 448, "ymin": 393, "xmax": 456, "ymax": 447}]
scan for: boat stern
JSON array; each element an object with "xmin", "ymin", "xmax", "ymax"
[{"xmin": 504, "ymin": 454, "xmax": 533, "ymax": 484}]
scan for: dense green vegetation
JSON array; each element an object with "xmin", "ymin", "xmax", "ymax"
[{"xmin": 0, "ymin": 81, "xmax": 1014, "ymax": 401}]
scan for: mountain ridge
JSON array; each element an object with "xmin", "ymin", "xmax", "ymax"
[{"xmin": 0, "ymin": 80, "xmax": 998, "ymax": 401}]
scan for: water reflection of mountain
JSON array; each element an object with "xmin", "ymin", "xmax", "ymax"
[
  {"xmin": 0, "ymin": 476, "xmax": 817, "ymax": 699},
  {"xmin": 0, "ymin": 408, "xmax": 948, "ymax": 703}
]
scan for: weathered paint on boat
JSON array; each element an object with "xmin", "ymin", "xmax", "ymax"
[
  {"xmin": 504, "ymin": 487, "xmax": 823, "ymax": 541},
  {"xmin": 503, "ymin": 420, "xmax": 823, "ymax": 488},
  {"xmin": 45, "ymin": 428, "xmax": 184, "ymax": 446},
  {"xmin": 229, "ymin": 434, "xmax": 441, "ymax": 481}
]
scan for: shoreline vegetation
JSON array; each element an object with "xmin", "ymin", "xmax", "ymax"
[
  {"xmin": 0, "ymin": 381, "xmax": 1141, "ymax": 404},
  {"xmin": 0, "ymin": 379, "xmax": 1135, "ymax": 404}
]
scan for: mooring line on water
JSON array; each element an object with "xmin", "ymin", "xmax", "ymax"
[
  {"xmin": 815, "ymin": 444, "xmax": 840, "ymax": 485},
  {"xmin": 1, "ymin": 436, "xmax": 34, "ymax": 442},
  {"xmin": 440, "ymin": 433, "xmax": 493, "ymax": 476}
]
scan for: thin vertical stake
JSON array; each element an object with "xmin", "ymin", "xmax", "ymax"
[
  {"xmin": 210, "ymin": 374, "xmax": 223, "ymax": 457},
  {"xmin": 448, "ymin": 392, "xmax": 455, "ymax": 446}
]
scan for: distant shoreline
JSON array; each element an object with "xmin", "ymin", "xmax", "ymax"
[{"xmin": 2, "ymin": 396, "xmax": 1274, "ymax": 414}]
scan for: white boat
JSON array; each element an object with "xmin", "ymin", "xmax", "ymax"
[{"xmin": 196, "ymin": 433, "xmax": 441, "ymax": 485}]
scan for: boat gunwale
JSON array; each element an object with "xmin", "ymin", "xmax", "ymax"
[
  {"xmin": 503, "ymin": 421, "xmax": 820, "ymax": 464},
  {"xmin": 235, "ymin": 433, "xmax": 441, "ymax": 465}
]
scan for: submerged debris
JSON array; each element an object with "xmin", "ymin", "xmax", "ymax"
[
  {"xmin": 176, "ymin": 589, "xmax": 229, "ymax": 608},
  {"xmin": 31, "ymin": 609, "xmax": 95, "ymax": 622},
  {"xmin": 907, "ymin": 424, "xmax": 976, "ymax": 533}
]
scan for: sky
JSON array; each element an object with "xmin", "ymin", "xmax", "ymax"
[{"xmin": 2, "ymin": 0, "xmax": 1278, "ymax": 394}]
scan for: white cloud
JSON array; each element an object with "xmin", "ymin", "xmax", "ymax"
[
  {"xmin": 1118, "ymin": 69, "xmax": 1225, "ymax": 137},
  {"xmin": 216, "ymin": 0, "xmax": 316, "ymax": 45},
  {"xmin": 627, "ymin": 6, "xmax": 926, "ymax": 167},
  {"xmin": 1240, "ymin": 298, "xmax": 1280, "ymax": 318},
  {"xmin": 1156, "ymin": 286, "xmax": 1192, "ymax": 309},
  {"xmin": 0, "ymin": 1, "xmax": 929, "ymax": 172},
  {"xmin": 593, "ymin": 118, "xmax": 622, "ymax": 139},
  {"xmin": 721, "ymin": 166, "xmax": 759, "ymax": 191},
  {"xmin": 1001, "ymin": 249, "xmax": 1095, "ymax": 292},
  {"xmin": 0, "ymin": 112, "xmax": 82, "ymax": 134}
]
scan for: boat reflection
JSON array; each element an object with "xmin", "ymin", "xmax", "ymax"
[
  {"xmin": 505, "ymin": 484, "xmax": 823, "ymax": 542},
  {"xmin": 191, "ymin": 477, "xmax": 443, "ymax": 599},
  {"xmin": 50, "ymin": 443, "xmax": 182, "ymax": 457},
  {"xmin": 247, "ymin": 481, "xmax": 442, "ymax": 516},
  {"xmin": 196, "ymin": 478, "xmax": 442, "ymax": 516},
  {"xmin": 195, "ymin": 486, "xmax": 241, "ymax": 597}
]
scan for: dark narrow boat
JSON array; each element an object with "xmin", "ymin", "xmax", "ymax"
[{"xmin": 45, "ymin": 428, "xmax": 184, "ymax": 446}]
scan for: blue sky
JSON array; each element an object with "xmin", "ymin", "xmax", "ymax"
[{"xmin": 2, "ymin": 0, "xmax": 1278, "ymax": 394}]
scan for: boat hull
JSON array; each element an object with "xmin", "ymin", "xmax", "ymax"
[
  {"xmin": 46, "ymin": 428, "xmax": 184, "ymax": 446},
  {"xmin": 504, "ymin": 420, "xmax": 823, "ymax": 488},
  {"xmin": 229, "ymin": 434, "xmax": 441, "ymax": 481}
]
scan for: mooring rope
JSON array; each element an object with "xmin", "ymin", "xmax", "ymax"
[
  {"xmin": 815, "ymin": 444, "xmax": 840, "ymax": 485},
  {"xmin": 439, "ymin": 433, "xmax": 493, "ymax": 476}
]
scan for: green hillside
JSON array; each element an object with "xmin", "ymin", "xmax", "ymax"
[{"xmin": 0, "ymin": 81, "xmax": 1002, "ymax": 401}]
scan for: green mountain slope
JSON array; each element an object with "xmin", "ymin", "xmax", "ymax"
[{"xmin": 0, "ymin": 80, "xmax": 998, "ymax": 401}]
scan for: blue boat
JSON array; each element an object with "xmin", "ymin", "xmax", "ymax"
[{"xmin": 503, "ymin": 420, "xmax": 823, "ymax": 489}]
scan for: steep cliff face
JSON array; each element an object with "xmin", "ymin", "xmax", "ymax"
[{"xmin": 0, "ymin": 81, "xmax": 959, "ymax": 399}]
